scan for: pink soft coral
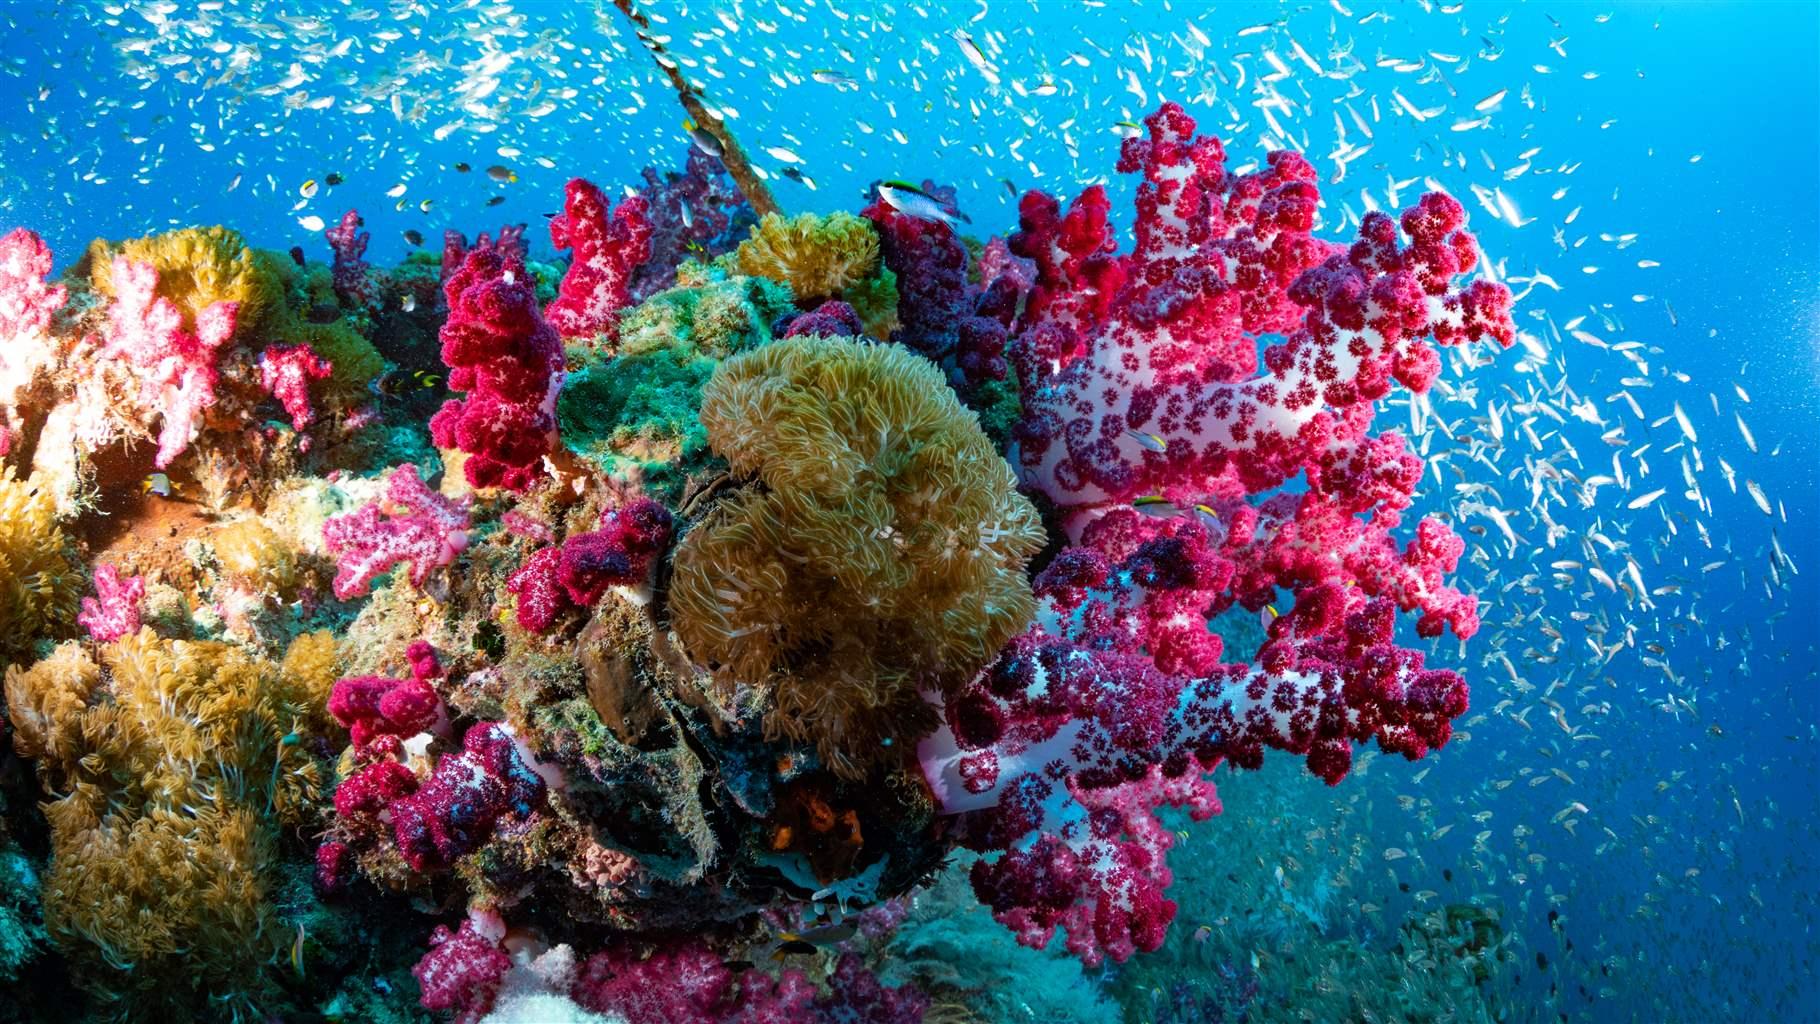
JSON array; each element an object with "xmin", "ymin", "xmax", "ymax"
[
  {"xmin": 76, "ymin": 563, "xmax": 145, "ymax": 643},
  {"xmin": 100, "ymin": 257, "xmax": 238, "ymax": 468},
  {"xmin": 0, "ymin": 228, "xmax": 67, "ymax": 455},
  {"xmin": 259, "ymin": 343, "xmax": 333, "ymax": 429},
  {"xmin": 321, "ymin": 463, "xmax": 471, "ymax": 599}
]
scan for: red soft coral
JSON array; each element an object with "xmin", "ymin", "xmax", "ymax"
[{"xmin": 545, "ymin": 177, "xmax": 653, "ymax": 343}]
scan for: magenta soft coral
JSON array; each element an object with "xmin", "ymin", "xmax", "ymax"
[
  {"xmin": 1009, "ymin": 102, "xmax": 1515, "ymax": 524},
  {"xmin": 77, "ymin": 563, "xmax": 145, "ymax": 643},
  {"xmin": 321, "ymin": 462, "xmax": 471, "ymax": 599},
  {"xmin": 505, "ymin": 498, "xmax": 673, "ymax": 633},
  {"xmin": 414, "ymin": 913, "xmax": 513, "ymax": 1024},
  {"xmin": 336, "ymin": 721, "xmax": 547, "ymax": 873},
  {"xmin": 570, "ymin": 940, "xmax": 926, "ymax": 1024},
  {"xmin": 329, "ymin": 640, "xmax": 444, "ymax": 748},
  {"xmin": 545, "ymin": 177, "xmax": 653, "ymax": 343},
  {"xmin": 430, "ymin": 238, "xmax": 565, "ymax": 491},
  {"xmin": 392, "ymin": 721, "xmax": 548, "ymax": 871},
  {"xmin": 912, "ymin": 101, "xmax": 1510, "ymax": 968},
  {"xmin": 259, "ymin": 343, "xmax": 333, "ymax": 429},
  {"xmin": 101, "ymin": 256, "xmax": 238, "ymax": 469}
]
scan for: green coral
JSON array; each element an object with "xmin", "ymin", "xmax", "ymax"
[{"xmin": 557, "ymin": 273, "xmax": 792, "ymax": 502}]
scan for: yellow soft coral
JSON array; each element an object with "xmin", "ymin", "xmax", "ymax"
[
  {"xmin": 735, "ymin": 212, "xmax": 880, "ymax": 302},
  {"xmin": 668, "ymin": 335, "xmax": 1044, "ymax": 775},
  {"xmin": 84, "ymin": 226, "xmax": 282, "ymax": 336},
  {"xmin": 0, "ymin": 471, "xmax": 81, "ymax": 669},
  {"xmin": 210, "ymin": 518, "xmax": 300, "ymax": 596},
  {"xmin": 3, "ymin": 629, "xmax": 341, "ymax": 1016},
  {"xmin": 732, "ymin": 212, "xmax": 899, "ymax": 339}
]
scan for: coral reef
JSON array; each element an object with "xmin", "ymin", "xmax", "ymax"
[{"xmin": 0, "ymin": 93, "xmax": 1513, "ymax": 1024}]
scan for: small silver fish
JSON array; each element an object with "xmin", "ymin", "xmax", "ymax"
[{"xmin": 877, "ymin": 181, "xmax": 970, "ymax": 226}]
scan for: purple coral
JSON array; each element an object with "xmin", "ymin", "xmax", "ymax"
[
  {"xmin": 100, "ymin": 256, "xmax": 238, "ymax": 468},
  {"xmin": 781, "ymin": 300, "xmax": 864, "ymax": 339},
  {"xmin": 861, "ymin": 180, "xmax": 969, "ymax": 361},
  {"xmin": 321, "ymin": 463, "xmax": 471, "ymax": 599},
  {"xmin": 325, "ymin": 209, "xmax": 373, "ymax": 307},
  {"xmin": 77, "ymin": 563, "xmax": 145, "ymax": 643},
  {"xmin": 631, "ymin": 150, "xmax": 754, "ymax": 301},
  {"xmin": 390, "ymin": 721, "xmax": 548, "ymax": 872},
  {"xmin": 505, "ymin": 499, "xmax": 674, "ymax": 633},
  {"xmin": 440, "ymin": 225, "xmax": 528, "ymax": 289},
  {"xmin": 259, "ymin": 343, "xmax": 333, "ymax": 429}
]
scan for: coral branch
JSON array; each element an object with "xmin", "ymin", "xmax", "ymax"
[
  {"xmin": 546, "ymin": 177, "xmax": 653, "ymax": 343},
  {"xmin": 321, "ymin": 463, "xmax": 471, "ymax": 599},
  {"xmin": 259, "ymin": 343, "xmax": 333, "ymax": 429}
]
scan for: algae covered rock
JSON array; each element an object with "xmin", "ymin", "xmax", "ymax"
[{"xmin": 556, "ymin": 272, "xmax": 792, "ymax": 504}]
